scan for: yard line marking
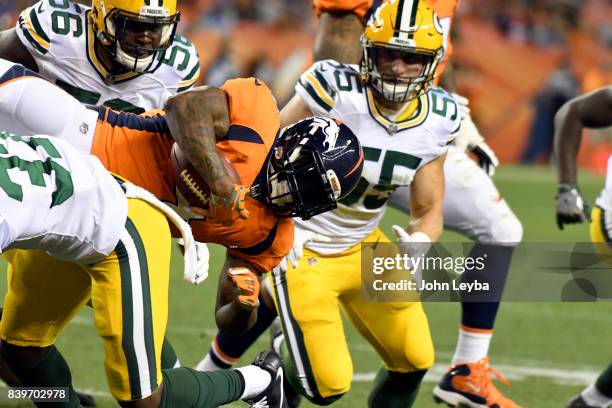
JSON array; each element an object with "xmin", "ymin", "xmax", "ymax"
[{"xmin": 352, "ymin": 363, "xmax": 598, "ymax": 386}]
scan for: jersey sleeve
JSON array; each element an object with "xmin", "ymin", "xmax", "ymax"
[
  {"xmin": 15, "ymin": 0, "xmax": 53, "ymax": 57},
  {"xmin": 219, "ymin": 77, "xmax": 280, "ymax": 186},
  {"xmin": 427, "ymin": 87, "xmax": 461, "ymax": 147},
  {"xmin": 313, "ymin": 0, "xmax": 373, "ymax": 21},
  {"xmin": 167, "ymin": 34, "xmax": 201, "ymax": 93},
  {"xmin": 295, "ymin": 60, "xmax": 340, "ymax": 115}
]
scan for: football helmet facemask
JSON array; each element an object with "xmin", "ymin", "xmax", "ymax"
[
  {"xmin": 361, "ymin": 0, "xmax": 444, "ymax": 103},
  {"xmin": 266, "ymin": 117, "xmax": 364, "ymax": 220},
  {"xmin": 91, "ymin": 0, "xmax": 179, "ymax": 73}
]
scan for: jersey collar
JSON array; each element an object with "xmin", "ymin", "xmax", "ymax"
[{"xmin": 365, "ymin": 88, "xmax": 430, "ymax": 134}]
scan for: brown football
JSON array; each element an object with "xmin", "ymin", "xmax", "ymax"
[{"xmin": 171, "ymin": 143, "xmax": 240, "ymax": 210}]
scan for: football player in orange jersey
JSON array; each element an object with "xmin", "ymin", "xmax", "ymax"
[
  {"xmin": 0, "ymin": 59, "xmax": 363, "ymax": 335},
  {"xmin": 198, "ymin": 1, "xmax": 523, "ymax": 408}
]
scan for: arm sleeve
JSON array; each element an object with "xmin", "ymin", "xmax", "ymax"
[
  {"xmin": 175, "ymin": 36, "xmax": 202, "ymax": 93},
  {"xmin": 294, "ymin": 60, "xmax": 340, "ymax": 115},
  {"xmin": 15, "ymin": 0, "xmax": 53, "ymax": 57},
  {"xmin": 313, "ymin": 0, "xmax": 373, "ymax": 21},
  {"xmin": 219, "ymin": 78, "xmax": 280, "ymax": 185}
]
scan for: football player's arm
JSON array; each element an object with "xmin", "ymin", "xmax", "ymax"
[
  {"xmin": 215, "ymin": 255, "xmax": 260, "ymax": 334},
  {"xmin": 408, "ymin": 153, "xmax": 447, "ymax": 242},
  {"xmin": 0, "ymin": 28, "xmax": 38, "ymax": 71},
  {"xmin": 314, "ymin": 12, "xmax": 364, "ymax": 64},
  {"xmin": 279, "ymin": 93, "xmax": 315, "ymax": 128},
  {"xmin": 554, "ymin": 86, "xmax": 612, "ymax": 185},
  {"xmin": 164, "ymin": 86, "xmax": 236, "ymax": 198}
]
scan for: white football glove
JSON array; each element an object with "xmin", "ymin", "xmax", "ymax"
[
  {"xmin": 392, "ymin": 225, "xmax": 432, "ymax": 282},
  {"xmin": 272, "ymin": 229, "xmax": 331, "ymax": 274},
  {"xmin": 178, "ymin": 239, "xmax": 210, "ymax": 284},
  {"xmin": 452, "ymin": 93, "xmax": 499, "ymax": 177}
]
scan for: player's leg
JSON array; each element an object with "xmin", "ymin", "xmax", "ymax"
[
  {"xmin": 0, "ymin": 249, "xmax": 92, "ymax": 407},
  {"xmin": 90, "ymin": 197, "xmax": 281, "ymax": 408},
  {"xmin": 341, "ymin": 229, "xmax": 434, "ymax": 408},
  {"xmin": 0, "ymin": 63, "xmax": 98, "ymax": 153},
  {"xmin": 270, "ymin": 245, "xmax": 354, "ymax": 405},
  {"xmin": 566, "ymin": 363, "xmax": 612, "ymax": 408},
  {"xmin": 435, "ymin": 148, "xmax": 522, "ymax": 407},
  {"xmin": 196, "ymin": 291, "xmax": 277, "ymax": 371}
]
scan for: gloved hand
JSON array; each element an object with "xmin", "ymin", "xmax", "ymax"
[
  {"xmin": 178, "ymin": 238, "xmax": 209, "ymax": 284},
  {"xmin": 197, "ymin": 184, "xmax": 250, "ymax": 226},
  {"xmin": 556, "ymin": 183, "xmax": 590, "ymax": 230},
  {"xmin": 227, "ymin": 267, "xmax": 260, "ymax": 308},
  {"xmin": 392, "ymin": 225, "xmax": 432, "ymax": 281},
  {"xmin": 452, "ymin": 93, "xmax": 499, "ymax": 177},
  {"xmin": 272, "ymin": 229, "xmax": 331, "ymax": 274}
]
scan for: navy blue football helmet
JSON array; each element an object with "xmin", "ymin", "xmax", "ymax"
[{"xmin": 266, "ymin": 116, "xmax": 364, "ymax": 220}]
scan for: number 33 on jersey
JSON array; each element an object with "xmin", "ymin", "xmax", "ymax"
[{"xmin": 16, "ymin": 0, "xmax": 200, "ymax": 113}]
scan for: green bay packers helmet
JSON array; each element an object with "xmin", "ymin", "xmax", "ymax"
[
  {"xmin": 361, "ymin": 0, "xmax": 444, "ymax": 103},
  {"xmin": 91, "ymin": 0, "xmax": 180, "ymax": 73}
]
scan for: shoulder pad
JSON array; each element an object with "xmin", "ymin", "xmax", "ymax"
[
  {"xmin": 16, "ymin": 0, "xmax": 88, "ymax": 56},
  {"xmin": 426, "ymin": 87, "xmax": 462, "ymax": 144},
  {"xmin": 159, "ymin": 34, "xmax": 201, "ymax": 92}
]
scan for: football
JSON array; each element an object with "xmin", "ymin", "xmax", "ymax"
[{"xmin": 171, "ymin": 143, "xmax": 240, "ymax": 210}]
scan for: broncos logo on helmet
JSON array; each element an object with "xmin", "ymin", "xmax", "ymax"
[{"xmin": 265, "ymin": 117, "xmax": 364, "ymax": 220}]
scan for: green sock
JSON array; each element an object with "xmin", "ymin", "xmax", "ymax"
[
  {"xmin": 3, "ymin": 345, "xmax": 81, "ymax": 408},
  {"xmin": 160, "ymin": 367, "xmax": 244, "ymax": 408},
  {"xmin": 160, "ymin": 337, "xmax": 179, "ymax": 369},
  {"xmin": 368, "ymin": 368, "xmax": 427, "ymax": 408},
  {"xmin": 596, "ymin": 363, "xmax": 612, "ymax": 399}
]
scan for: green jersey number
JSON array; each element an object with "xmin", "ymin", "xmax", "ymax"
[
  {"xmin": 0, "ymin": 132, "xmax": 74, "ymax": 207},
  {"xmin": 161, "ymin": 34, "xmax": 191, "ymax": 71},
  {"xmin": 431, "ymin": 90, "xmax": 458, "ymax": 121},
  {"xmin": 51, "ymin": 10, "xmax": 83, "ymax": 37},
  {"xmin": 340, "ymin": 147, "xmax": 421, "ymax": 209}
]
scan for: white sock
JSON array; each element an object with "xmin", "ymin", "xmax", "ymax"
[
  {"xmin": 195, "ymin": 353, "xmax": 226, "ymax": 371},
  {"xmin": 451, "ymin": 327, "xmax": 493, "ymax": 365},
  {"xmin": 236, "ymin": 365, "xmax": 273, "ymax": 400},
  {"xmin": 272, "ymin": 333, "xmax": 284, "ymax": 355},
  {"xmin": 582, "ymin": 384, "xmax": 612, "ymax": 407}
]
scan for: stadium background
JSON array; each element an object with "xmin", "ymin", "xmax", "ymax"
[{"xmin": 0, "ymin": 0, "xmax": 611, "ymax": 407}]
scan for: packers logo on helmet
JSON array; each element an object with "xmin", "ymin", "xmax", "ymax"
[
  {"xmin": 361, "ymin": 0, "xmax": 444, "ymax": 103},
  {"xmin": 91, "ymin": 0, "xmax": 180, "ymax": 74}
]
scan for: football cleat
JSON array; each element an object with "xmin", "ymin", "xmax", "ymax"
[
  {"xmin": 246, "ymin": 350, "xmax": 285, "ymax": 408},
  {"xmin": 77, "ymin": 391, "xmax": 96, "ymax": 407},
  {"xmin": 565, "ymin": 394, "xmax": 602, "ymax": 408},
  {"xmin": 433, "ymin": 357, "xmax": 522, "ymax": 408},
  {"xmin": 270, "ymin": 318, "xmax": 302, "ymax": 408}
]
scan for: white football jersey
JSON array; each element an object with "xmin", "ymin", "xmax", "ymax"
[
  {"xmin": 294, "ymin": 60, "xmax": 460, "ymax": 254},
  {"xmin": 0, "ymin": 131, "xmax": 127, "ymax": 264},
  {"xmin": 16, "ymin": 0, "xmax": 200, "ymax": 112}
]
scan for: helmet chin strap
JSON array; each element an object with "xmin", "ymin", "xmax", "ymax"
[{"xmin": 115, "ymin": 43, "xmax": 154, "ymax": 73}]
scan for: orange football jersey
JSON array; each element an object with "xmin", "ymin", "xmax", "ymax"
[{"xmin": 91, "ymin": 78, "xmax": 293, "ymax": 273}]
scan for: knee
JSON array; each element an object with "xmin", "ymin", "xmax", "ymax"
[
  {"xmin": 477, "ymin": 201, "xmax": 523, "ymax": 245},
  {"xmin": 0, "ymin": 340, "xmax": 51, "ymax": 369},
  {"xmin": 303, "ymin": 365, "xmax": 351, "ymax": 405}
]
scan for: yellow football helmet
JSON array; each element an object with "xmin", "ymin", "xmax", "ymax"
[
  {"xmin": 91, "ymin": 0, "xmax": 180, "ymax": 73},
  {"xmin": 361, "ymin": 0, "xmax": 445, "ymax": 103}
]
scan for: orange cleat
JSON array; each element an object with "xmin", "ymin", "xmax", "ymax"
[{"xmin": 433, "ymin": 357, "xmax": 522, "ymax": 407}]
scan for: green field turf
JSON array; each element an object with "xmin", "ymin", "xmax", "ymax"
[{"xmin": 0, "ymin": 165, "xmax": 611, "ymax": 407}]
